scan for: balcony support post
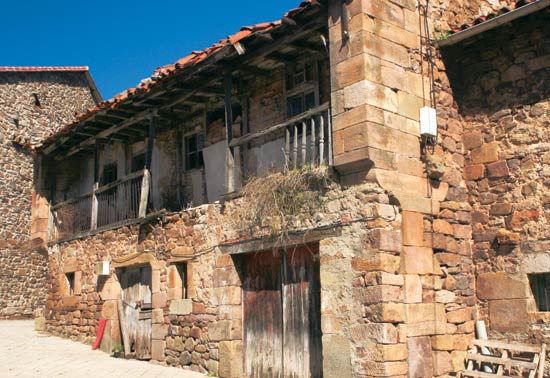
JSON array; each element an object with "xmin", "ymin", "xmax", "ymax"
[
  {"xmin": 139, "ymin": 113, "xmax": 155, "ymax": 218},
  {"xmin": 224, "ymin": 74, "xmax": 235, "ymax": 193},
  {"xmin": 90, "ymin": 142, "xmax": 99, "ymax": 231}
]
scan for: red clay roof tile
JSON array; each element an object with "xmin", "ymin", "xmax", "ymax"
[{"xmin": 36, "ymin": 1, "xmax": 315, "ymax": 150}]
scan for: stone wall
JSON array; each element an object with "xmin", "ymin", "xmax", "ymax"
[
  {"xmin": 0, "ymin": 70, "xmax": 97, "ymax": 318},
  {"xmin": 327, "ymin": 0, "xmax": 478, "ymax": 376},
  {"xmin": 442, "ymin": 5, "xmax": 550, "ymax": 366},
  {"xmin": 44, "ymin": 173, "xmax": 410, "ymax": 377},
  {"xmin": 0, "ymin": 70, "xmax": 97, "ymax": 244},
  {"xmin": 0, "ymin": 241, "xmax": 49, "ymax": 318}
]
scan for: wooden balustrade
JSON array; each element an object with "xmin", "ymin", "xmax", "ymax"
[
  {"xmin": 50, "ymin": 169, "xmax": 149, "ymax": 240},
  {"xmin": 230, "ymin": 102, "xmax": 331, "ymax": 172}
]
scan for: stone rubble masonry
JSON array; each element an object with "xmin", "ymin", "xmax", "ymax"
[
  {"xmin": 442, "ymin": 6, "xmax": 550, "ymax": 370},
  {"xmin": 0, "ymin": 240, "xmax": 48, "ymax": 318},
  {"xmin": 0, "ymin": 70, "xmax": 97, "ymax": 245},
  {"xmin": 43, "ymin": 178, "xmax": 407, "ymax": 377},
  {"xmin": 0, "ymin": 70, "xmax": 97, "ymax": 319},
  {"xmin": 22, "ymin": 1, "xmax": 547, "ymax": 377}
]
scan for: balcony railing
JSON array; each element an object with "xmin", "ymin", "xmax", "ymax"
[
  {"xmin": 50, "ymin": 169, "xmax": 149, "ymax": 241},
  {"xmin": 230, "ymin": 102, "xmax": 332, "ymax": 173},
  {"xmin": 50, "ymin": 193, "xmax": 93, "ymax": 238}
]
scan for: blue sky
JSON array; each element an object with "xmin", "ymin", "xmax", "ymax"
[{"xmin": 2, "ymin": 1, "xmax": 302, "ymax": 100}]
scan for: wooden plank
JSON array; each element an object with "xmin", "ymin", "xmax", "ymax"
[
  {"xmin": 310, "ymin": 117, "xmax": 316, "ymax": 167},
  {"xmin": 537, "ymin": 344, "xmax": 546, "ymax": 378},
  {"xmin": 136, "ymin": 266, "xmax": 152, "ymax": 360},
  {"xmin": 94, "ymin": 170, "xmax": 145, "ymax": 195},
  {"xmin": 282, "ymin": 244, "xmax": 322, "ymax": 378},
  {"xmin": 473, "ymin": 340, "xmax": 542, "ymax": 354},
  {"xmin": 244, "ymin": 251, "xmax": 283, "ymax": 378},
  {"xmin": 293, "ymin": 124, "xmax": 298, "ymax": 169},
  {"xmin": 117, "ymin": 297, "xmax": 131, "ymax": 358},
  {"xmin": 461, "ymin": 371, "xmax": 514, "ymax": 378},
  {"xmin": 467, "ymin": 353, "xmax": 537, "ymax": 370},
  {"xmin": 301, "ymin": 122, "xmax": 307, "ymax": 166}
]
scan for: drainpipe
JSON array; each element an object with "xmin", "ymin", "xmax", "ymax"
[{"xmin": 438, "ymin": 0, "xmax": 550, "ymax": 46}]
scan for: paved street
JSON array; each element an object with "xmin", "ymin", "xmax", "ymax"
[{"xmin": 0, "ymin": 321, "xmax": 206, "ymax": 378}]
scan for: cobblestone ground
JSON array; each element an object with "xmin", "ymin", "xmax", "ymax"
[{"xmin": 0, "ymin": 321, "xmax": 207, "ymax": 378}]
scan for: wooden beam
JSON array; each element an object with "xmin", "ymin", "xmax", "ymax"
[
  {"xmin": 45, "ymin": 18, "xmax": 325, "ymax": 157},
  {"xmin": 291, "ymin": 40, "xmax": 324, "ymax": 54},
  {"xmin": 266, "ymin": 51, "xmax": 297, "ymax": 64},
  {"xmin": 145, "ymin": 115, "xmax": 155, "ymax": 170},
  {"xmin": 224, "ymin": 74, "xmax": 235, "ymax": 194},
  {"xmin": 239, "ymin": 65, "xmax": 272, "ymax": 78},
  {"xmin": 63, "ymin": 109, "xmax": 155, "ymax": 157},
  {"xmin": 282, "ymin": 16, "xmax": 298, "ymax": 26},
  {"xmin": 255, "ymin": 32, "xmax": 274, "ymax": 42}
]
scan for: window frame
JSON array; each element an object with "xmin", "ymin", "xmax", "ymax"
[
  {"xmin": 285, "ymin": 62, "xmax": 320, "ymax": 119},
  {"xmin": 529, "ymin": 273, "xmax": 550, "ymax": 312},
  {"xmin": 184, "ymin": 132, "xmax": 204, "ymax": 171}
]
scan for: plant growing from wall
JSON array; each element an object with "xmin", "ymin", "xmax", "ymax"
[{"xmin": 237, "ymin": 166, "xmax": 330, "ymax": 248}]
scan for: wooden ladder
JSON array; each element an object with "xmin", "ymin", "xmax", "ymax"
[{"xmin": 459, "ymin": 339, "xmax": 546, "ymax": 378}]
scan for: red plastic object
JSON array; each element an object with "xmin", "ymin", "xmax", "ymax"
[{"xmin": 92, "ymin": 318, "xmax": 107, "ymax": 350}]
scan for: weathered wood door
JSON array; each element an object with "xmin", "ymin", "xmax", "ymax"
[
  {"xmin": 119, "ymin": 265, "xmax": 152, "ymax": 360},
  {"xmin": 243, "ymin": 244, "xmax": 322, "ymax": 378}
]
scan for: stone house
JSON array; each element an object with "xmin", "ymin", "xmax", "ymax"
[
  {"xmin": 26, "ymin": 1, "xmax": 550, "ymax": 377},
  {"xmin": 0, "ymin": 66, "xmax": 100, "ymax": 318}
]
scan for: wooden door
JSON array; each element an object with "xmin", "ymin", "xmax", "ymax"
[
  {"xmin": 119, "ymin": 265, "xmax": 152, "ymax": 360},
  {"xmin": 282, "ymin": 245, "xmax": 322, "ymax": 378},
  {"xmin": 244, "ymin": 251, "xmax": 283, "ymax": 378},
  {"xmin": 243, "ymin": 245, "xmax": 322, "ymax": 378}
]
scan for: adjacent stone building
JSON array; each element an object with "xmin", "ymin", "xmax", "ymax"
[
  {"xmin": 441, "ymin": 1, "xmax": 550, "ymax": 350},
  {"xmin": 0, "ymin": 66, "xmax": 100, "ymax": 318},
  {"xmin": 20, "ymin": 0, "xmax": 550, "ymax": 377}
]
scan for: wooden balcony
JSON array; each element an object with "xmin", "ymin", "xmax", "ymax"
[
  {"xmin": 231, "ymin": 102, "xmax": 332, "ymax": 177},
  {"xmin": 50, "ymin": 169, "xmax": 149, "ymax": 241}
]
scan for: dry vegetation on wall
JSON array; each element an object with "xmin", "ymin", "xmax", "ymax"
[{"xmin": 237, "ymin": 167, "xmax": 331, "ymax": 247}]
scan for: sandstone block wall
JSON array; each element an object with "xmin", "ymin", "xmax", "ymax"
[
  {"xmin": 327, "ymin": 0, "xmax": 479, "ymax": 376},
  {"xmin": 442, "ymin": 5, "xmax": 550, "ymax": 359}
]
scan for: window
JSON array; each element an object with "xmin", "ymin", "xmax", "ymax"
[
  {"xmin": 65, "ymin": 272, "xmax": 75, "ymax": 296},
  {"xmin": 286, "ymin": 63, "xmax": 319, "ymax": 118},
  {"xmin": 287, "ymin": 91, "xmax": 316, "ymax": 118},
  {"xmin": 131, "ymin": 153, "xmax": 146, "ymax": 173},
  {"xmin": 185, "ymin": 134, "xmax": 204, "ymax": 170},
  {"xmin": 529, "ymin": 274, "xmax": 550, "ymax": 311},
  {"xmin": 101, "ymin": 163, "xmax": 117, "ymax": 185},
  {"xmin": 169, "ymin": 262, "xmax": 188, "ymax": 299}
]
